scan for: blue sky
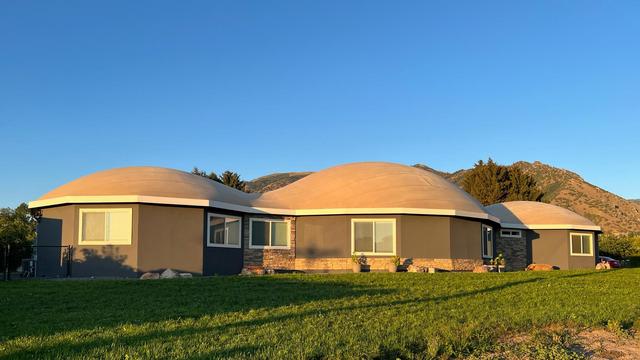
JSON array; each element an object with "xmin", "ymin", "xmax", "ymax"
[{"xmin": 1, "ymin": 1, "xmax": 639, "ymax": 208}]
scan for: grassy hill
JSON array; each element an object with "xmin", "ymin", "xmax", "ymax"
[{"xmin": 247, "ymin": 161, "xmax": 640, "ymax": 234}]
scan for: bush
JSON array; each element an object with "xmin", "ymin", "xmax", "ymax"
[
  {"xmin": 599, "ymin": 233, "xmax": 640, "ymax": 259},
  {"xmin": 0, "ymin": 203, "xmax": 36, "ymax": 272}
]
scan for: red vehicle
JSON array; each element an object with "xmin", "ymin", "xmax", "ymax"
[{"xmin": 599, "ymin": 256, "xmax": 621, "ymax": 268}]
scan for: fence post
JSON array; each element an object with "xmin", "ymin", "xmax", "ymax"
[
  {"xmin": 67, "ymin": 245, "xmax": 72, "ymax": 278},
  {"xmin": 3, "ymin": 244, "xmax": 9, "ymax": 281}
]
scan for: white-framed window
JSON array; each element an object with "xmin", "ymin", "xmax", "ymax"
[
  {"xmin": 78, "ymin": 208, "xmax": 132, "ymax": 245},
  {"xmin": 207, "ymin": 213, "xmax": 241, "ymax": 248},
  {"xmin": 500, "ymin": 229, "xmax": 522, "ymax": 238},
  {"xmin": 482, "ymin": 225, "xmax": 493, "ymax": 259},
  {"xmin": 249, "ymin": 218, "xmax": 290, "ymax": 249},
  {"xmin": 351, "ymin": 219, "xmax": 396, "ymax": 255},
  {"xmin": 570, "ymin": 232, "xmax": 593, "ymax": 256}
]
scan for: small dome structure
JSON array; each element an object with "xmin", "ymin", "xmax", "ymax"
[
  {"xmin": 252, "ymin": 162, "xmax": 491, "ymax": 218},
  {"xmin": 485, "ymin": 201, "xmax": 600, "ymax": 231},
  {"xmin": 37, "ymin": 166, "xmax": 257, "ymax": 206}
]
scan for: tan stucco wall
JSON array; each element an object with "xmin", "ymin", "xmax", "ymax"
[
  {"xmin": 40, "ymin": 204, "xmax": 140, "ymax": 276},
  {"xmin": 399, "ymin": 215, "xmax": 451, "ymax": 258},
  {"xmin": 450, "ymin": 218, "xmax": 483, "ymax": 259},
  {"xmin": 296, "ymin": 215, "xmax": 403, "ymax": 259},
  {"xmin": 296, "ymin": 215, "xmax": 484, "ymax": 264},
  {"xmin": 530, "ymin": 229, "xmax": 596, "ymax": 269},
  {"xmin": 296, "ymin": 216, "xmax": 350, "ymax": 258},
  {"xmin": 137, "ymin": 204, "xmax": 204, "ymax": 274}
]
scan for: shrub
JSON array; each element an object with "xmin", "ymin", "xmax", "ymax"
[{"xmin": 599, "ymin": 233, "xmax": 640, "ymax": 259}]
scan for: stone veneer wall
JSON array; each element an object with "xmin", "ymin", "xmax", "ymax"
[
  {"xmin": 294, "ymin": 257, "xmax": 483, "ymax": 271},
  {"xmin": 495, "ymin": 232, "xmax": 528, "ymax": 271},
  {"xmin": 243, "ymin": 215, "xmax": 296, "ymax": 270}
]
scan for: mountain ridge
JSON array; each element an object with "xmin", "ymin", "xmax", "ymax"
[{"xmin": 246, "ymin": 161, "xmax": 640, "ymax": 234}]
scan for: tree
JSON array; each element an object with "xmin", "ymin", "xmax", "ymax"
[
  {"xmin": 462, "ymin": 159, "xmax": 544, "ymax": 205},
  {"xmin": 599, "ymin": 233, "xmax": 640, "ymax": 259},
  {"xmin": 191, "ymin": 167, "xmax": 248, "ymax": 192},
  {"xmin": 191, "ymin": 167, "xmax": 221, "ymax": 183},
  {"xmin": 219, "ymin": 171, "xmax": 247, "ymax": 192},
  {"xmin": 0, "ymin": 203, "xmax": 36, "ymax": 272},
  {"xmin": 505, "ymin": 167, "xmax": 544, "ymax": 202}
]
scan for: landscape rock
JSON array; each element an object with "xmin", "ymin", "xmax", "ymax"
[
  {"xmin": 240, "ymin": 268, "xmax": 253, "ymax": 276},
  {"xmin": 160, "ymin": 268, "xmax": 179, "ymax": 279},
  {"xmin": 140, "ymin": 272, "xmax": 160, "ymax": 280},
  {"xmin": 178, "ymin": 272, "xmax": 193, "ymax": 278},
  {"xmin": 526, "ymin": 263, "xmax": 558, "ymax": 271},
  {"xmin": 407, "ymin": 264, "xmax": 427, "ymax": 273}
]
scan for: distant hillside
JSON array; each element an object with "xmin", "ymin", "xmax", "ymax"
[
  {"xmin": 631, "ymin": 199, "xmax": 640, "ymax": 204},
  {"xmin": 245, "ymin": 172, "xmax": 312, "ymax": 193},
  {"xmin": 246, "ymin": 161, "xmax": 640, "ymax": 234}
]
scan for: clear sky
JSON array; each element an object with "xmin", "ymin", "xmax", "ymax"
[{"xmin": 1, "ymin": 1, "xmax": 639, "ymax": 208}]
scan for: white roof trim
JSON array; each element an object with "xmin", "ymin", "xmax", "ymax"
[
  {"xmin": 29, "ymin": 196, "xmax": 499, "ymax": 222},
  {"xmin": 500, "ymin": 222, "xmax": 601, "ymax": 231}
]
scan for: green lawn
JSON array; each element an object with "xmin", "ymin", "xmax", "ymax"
[{"xmin": 1, "ymin": 270, "xmax": 639, "ymax": 359}]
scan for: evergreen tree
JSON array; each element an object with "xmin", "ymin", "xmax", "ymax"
[
  {"xmin": 191, "ymin": 167, "xmax": 248, "ymax": 192},
  {"xmin": 219, "ymin": 171, "xmax": 247, "ymax": 192},
  {"xmin": 462, "ymin": 159, "xmax": 544, "ymax": 205},
  {"xmin": 191, "ymin": 167, "xmax": 221, "ymax": 183}
]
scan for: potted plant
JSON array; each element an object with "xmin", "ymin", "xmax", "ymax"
[
  {"xmin": 388, "ymin": 256, "xmax": 401, "ymax": 272},
  {"xmin": 495, "ymin": 253, "xmax": 506, "ymax": 272},
  {"xmin": 351, "ymin": 252, "xmax": 367, "ymax": 273}
]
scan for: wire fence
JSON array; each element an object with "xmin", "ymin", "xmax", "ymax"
[{"xmin": 2, "ymin": 244, "xmax": 73, "ymax": 280}]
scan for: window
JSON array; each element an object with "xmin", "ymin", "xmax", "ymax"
[
  {"xmin": 249, "ymin": 219, "xmax": 290, "ymax": 248},
  {"xmin": 78, "ymin": 208, "xmax": 132, "ymax": 245},
  {"xmin": 207, "ymin": 213, "xmax": 241, "ymax": 248},
  {"xmin": 482, "ymin": 225, "xmax": 493, "ymax": 258},
  {"xmin": 351, "ymin": 219, "xmax": 396, "ymax": 255},
  {"xmin": 500, "ymin": 229, "xmax": 522, "ymax": 238},
  {"xmin": 570, "ymin": 233, "xmax": 593, "ymax": 256}
]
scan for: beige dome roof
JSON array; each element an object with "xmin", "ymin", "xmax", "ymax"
[
  {"xmin": 485, "ymin": 201, "xmax": 600, "ymax": 231},
  {"xmin": 34, "ymin": 167, "xmax": 257, "ymax": 207},
  {"xmin": 252, "ymin": 162, "xmax": 493, "ymax": 219},
  {"xmin": 28, "ymin": 162, "xmax": 493, "ymax": 221}
]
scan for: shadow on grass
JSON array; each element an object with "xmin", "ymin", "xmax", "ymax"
[{"xmin": 3, "ymin": 274, "xmax": 557, "ymax": 358}]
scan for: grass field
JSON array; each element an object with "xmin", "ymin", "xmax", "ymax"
[{"xmin": 1, "ymin": 270, "xmax": 640, "ymax": 359}]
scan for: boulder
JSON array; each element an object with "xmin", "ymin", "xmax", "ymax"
[
  {"xmin": 140, "ymin": 272, "xmax": 160, "ymax": 280},
  {"xmin": 160, "ymin": 268, "xmax": 179, "ymax": 279},
  {"xmin": 526, "ymin": 264, "xmax": 558, "ymax": 271}
]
